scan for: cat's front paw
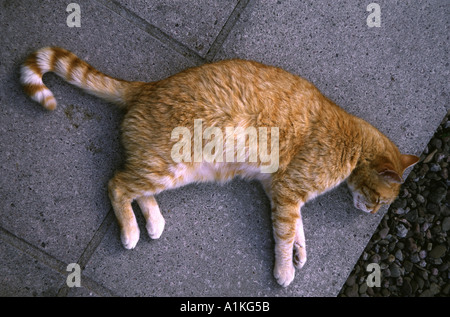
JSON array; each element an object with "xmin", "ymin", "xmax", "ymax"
[
  {"xmin": 121, "ymin": 225, "xmax": 140, "ymax": 249},
  {"xmin": 293, "ymin": 241, "xmax": 307, "ymax": 269},
  {"xmin": 274, "ymin": 261, "xmax": 295, "ymax": 287}
]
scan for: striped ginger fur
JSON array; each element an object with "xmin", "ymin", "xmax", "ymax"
[
  {"xmin": 20, "ymin": 47, "xmax": 132, "ymax": 110},
  {"xmin": 20, "ymin": 47, "xmax": 419, "ymax": 287}
]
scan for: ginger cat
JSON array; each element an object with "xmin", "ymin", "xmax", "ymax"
[{"xmin": 20, "ymin": 47, "xmax": 419, "ymax": 287}]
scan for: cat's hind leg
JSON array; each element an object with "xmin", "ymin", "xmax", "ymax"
[
  {"xmin": 108, "ymin": 170, "xmax": 141, "ymax": 249},
  {"xmin": 136, "ymin": 195, "xmax": 165, "ymax": 239},
  {"xmin": 108, "ymin": 169, "xmax": 165, "ymax": 249}
]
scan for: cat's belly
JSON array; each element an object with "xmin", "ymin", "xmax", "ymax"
[{"xmin": 159, "ymin": 162, "xmax": 270, "ymax": 189}]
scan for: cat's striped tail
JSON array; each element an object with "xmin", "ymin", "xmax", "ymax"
[{"xmin": 20, "ymin": 47, "xmax": 131, "ymax": 110}]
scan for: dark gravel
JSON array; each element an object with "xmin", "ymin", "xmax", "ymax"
[{"xmin": 339, "ymin": 110, "xmax": 450, "ymax": 297}]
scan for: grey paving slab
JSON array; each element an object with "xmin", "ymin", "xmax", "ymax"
[
  {"xmin": 0, "ymin": 227, "xmax": 100, "ymax": 296},
  {"xmin": 0, "ymin": 241, "xmax": 63, "ymax": 296},
  {"xmin": 214, "ymin": 0, "xmax": 449, "ymax": 295},
  {"xmin": 0, "ymin": 0, "xmax": 195, "ymax": 266},
  {"xmin": 113, "ymin": 0, "xmax": 239, "ymax": 57}
]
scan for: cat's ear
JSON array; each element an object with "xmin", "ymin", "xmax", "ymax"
[
  {"xmin": 377, "ymin": 167, "xmax": 403, "ymax": 184},
  {"xmin": 378, "ymin": 170, "xmax": 403, "ymax": 184},
  {"xmin": 373, "ymin": 157, "xmax": 403, "ymax": 184},
  {"xmin": 375, "ymin": 154, "xmax": 419, "ymax": 184},
  {"xmin": 400, "ymin": 154, "xmax": 419, "ymax": 171}
]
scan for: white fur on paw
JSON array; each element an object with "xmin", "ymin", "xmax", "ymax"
[
  {"xmin": 146, "ymin": 216, "xmax": 165, "ymax": 239},
  {"xmin": 274, "ymin": 262, "xmax": 295, "ymax": 287},
  {"xmin": 293, "ymin": 242, "xmax": 307, "ymax": 269},
  {"xmin": 121, "ymin": 226, "xmax": 140, "ymax": 249}
]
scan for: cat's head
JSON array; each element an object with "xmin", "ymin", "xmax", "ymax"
[{"xmin": 347, "ymin": 153, "xmax": 419, "ymax": 214}]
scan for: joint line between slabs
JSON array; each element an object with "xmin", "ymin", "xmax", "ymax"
[
  {"xmin": 0, "ymin": 226, "xmax": 68, "ymax": 274},
  {"xmin": 57, "ymin": 209, "xmax": 116, "ymax": 297},
  {"xmin": 94, "ymin": 0, "xmax": 205, "ymax": 64},
  {"xmin": 205, "ymin": 0, "xmax": 251, "ymax": 62}
]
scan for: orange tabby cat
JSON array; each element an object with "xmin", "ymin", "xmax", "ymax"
[{"xmin": 20, "ymin": 47, "xmax": 419, "ymax": 287}]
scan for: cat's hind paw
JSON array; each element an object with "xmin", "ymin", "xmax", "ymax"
[
  {"xmin": 146, "ymin": 215, "xmax": 165, "ymax": 239},
  {"xmin": 121, "ymin": 226, "xmax": 140, "ymax": 249}
]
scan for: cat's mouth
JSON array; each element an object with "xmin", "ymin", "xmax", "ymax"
[
  {"xmin": 352, "ymin": 195, "xmax": 374, "ymax": 214},
  {"xmin": 355, "ymin": 201, "xmax": 370, "ymax": 213},
  {"xmin": 355, "ymin": 201, "xmax": 379, "ymax": 214}
]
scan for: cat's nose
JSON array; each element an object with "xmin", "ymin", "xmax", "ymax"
[
  {"xmin": 369, "ymin": 205, "xmax": 381, "ymax": 214},
  {"xmin": 362, "ymin": 203, "xmax": 376, "ymax": 214}
]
